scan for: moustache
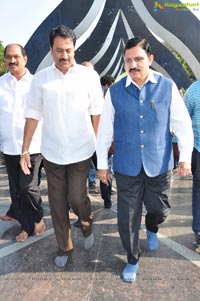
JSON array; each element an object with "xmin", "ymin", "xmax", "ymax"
[
  {"xmin": 59, "ymin": 58, "xmax": 68, "ymax": 62},
  {"xmin": 9, "ymin": 63, "xmax": 17, "ymax": 66},
  {"xmin": 129, "ymin": 68, "xmax": 140, "ymax": 72}
]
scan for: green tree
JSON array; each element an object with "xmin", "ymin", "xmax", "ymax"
[
  {"xmin": 0, "ymin": 42, "xmax": 6, "ymax": 76},
  {"xmin": 164, "ymin": 43, "xmax": 196, "ymax": 82}
]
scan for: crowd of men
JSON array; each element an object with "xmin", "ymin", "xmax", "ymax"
[{"xmin": 0, "ymin": 24, "xmax": 199, "ymax": 283}]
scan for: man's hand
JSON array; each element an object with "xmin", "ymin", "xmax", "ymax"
[
  {"xmin": 20, "ymin": 153, "xmax": 32, "ymax": 175},
  {"xmin": 97, "ymin": 169, "xmax": 109, "ymax": 186},
  {"xmin": 176, "ymin": 162, "xmax": 191, "ymax": 176}
]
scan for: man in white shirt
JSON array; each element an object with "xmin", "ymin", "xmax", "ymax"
[
  {"xmin": 96, "ymin": 37, "xmax": 193, "ymax": 283},
  {"xmin": 20, "ymin": 25, "xmax": 104, "ymax": 267},
  {"xmin": 0, "ymin": 44, "xmax": 45, "ymax": 242}
]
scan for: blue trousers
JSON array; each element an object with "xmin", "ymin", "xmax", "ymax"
[
  {"xmin": 88, "ymin": 159, "xmax": 96, "ymax": 185},
  {"xmin": 192, "ymin": 148, "xmax": 200, "ymax": 234}
]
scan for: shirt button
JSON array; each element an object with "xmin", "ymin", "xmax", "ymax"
[
  {"xmin": 140, "ymin": 115, "xmax": 143, "ymax": 119},
  {"xmin": 140, "ymin": 99, "xmax": 144, "ymax": 103},
  {"xmin": 140, "ymin": 130, "xmax": 144, "ymax": 134},
  {"xmin": 141, "ymin": 144, "xmax": 144, "ymax": 148}
]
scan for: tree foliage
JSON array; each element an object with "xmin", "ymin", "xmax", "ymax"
[
  {"xmin": 164, "ymin": 43, "xmax": 196, "ymax": 82},
  {"xmin": 0, "ymin": 42, "xmax": 6, "ymax": 76}
]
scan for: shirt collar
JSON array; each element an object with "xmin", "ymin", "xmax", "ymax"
[
  {"xmin": 8, "ymin": 68, "xmax": 31, "ymax": 81},
  {"xmin": 125, "ymin": 69, "xmax": 158, "ymax": 89},
  {"xmin": 52, "ymin": 59, "xmax": 76, "ymax": 75}
]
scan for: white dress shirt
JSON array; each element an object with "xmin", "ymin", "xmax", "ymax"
[
  {"xmin": 97, "ymin": 71, "xmax": 193, "ymax": 169},
  {"xmin": 0, "ymin": 70, "xmax": 41, "ymax": 155},
  {"xmin": 25, "ymin": 63, "xmax": 104, "ymax": 164}
]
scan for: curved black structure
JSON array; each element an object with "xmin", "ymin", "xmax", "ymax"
[{"xmin": 25, "ymin": 0, "xmax": 199, "ymax": 89}]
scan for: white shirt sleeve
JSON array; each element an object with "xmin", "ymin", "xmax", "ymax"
[
  {"xmin": 170, "ymin": 82, "xmax": 193, "ymax": 163},
  {"xmin": 96, "ymin": 90, "xmax": 115, "ymax": 169},
  {"xmin": 24, "ymin": 73, "xmax": 43, "ymax": 121},
  {"xmin": 88, "ymin": 70, "xmax": 104, "ymax": 116}
]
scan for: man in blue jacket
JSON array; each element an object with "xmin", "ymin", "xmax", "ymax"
[
  {"xmin": 96, "ymin": 37, "xmax": 193, "ymax": 282},
  {"xmin": 184, "ymin": 81, "xmax": 200, "ymax": 253}
]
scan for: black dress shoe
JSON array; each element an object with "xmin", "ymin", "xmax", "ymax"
[
  {"xmin": 74, "ymin": 218, "xmax": 81, "ymax": 227},
  {"xmin": 104, "ymin": 199, "xmax": 112, "ymax": 209}
]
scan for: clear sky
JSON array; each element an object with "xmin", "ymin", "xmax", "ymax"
[{"xmin": 0, "ymin": 0, "xmax": 62, "ymax": 46}]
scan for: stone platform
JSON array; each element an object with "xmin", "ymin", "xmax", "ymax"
[{"xmin": 0, "ymin": 165, "xmax": 199, "ymax": 301}]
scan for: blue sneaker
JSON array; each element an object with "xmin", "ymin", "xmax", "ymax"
[
  {"xmin": 122, "ymin": 263, "xmax": 139, "ymax": 283},
  {"xmin": 146, "ymin": 230, "xmax": 158, "ymax": 250}
]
